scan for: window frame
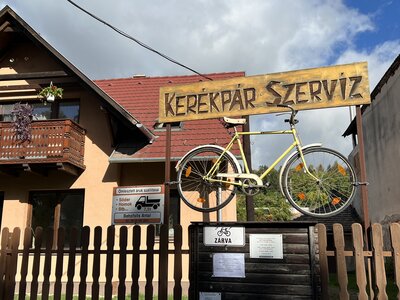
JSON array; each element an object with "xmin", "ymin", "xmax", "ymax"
[
  {"xmin": 29, "ymin": 189, "xmax": 85, "ymax": 248},
  {"xmin": 0, "ymin": 98, "xmax": 81, "ymax": 123}
]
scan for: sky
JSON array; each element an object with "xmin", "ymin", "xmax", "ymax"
[{"xmin": 1, "ymin": 0, "xmax": 399, "ymax": 168}]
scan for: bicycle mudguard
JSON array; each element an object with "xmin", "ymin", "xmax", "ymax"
[
  {"xmin": 278, "ymin": 143, "xmax": 322, "ymax": 194},
  {"xmin": 175, "ymin": 144, "xmax": 242, "ymax": 174}
]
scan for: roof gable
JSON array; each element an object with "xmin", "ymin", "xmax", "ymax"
[{"xmin": 0, "ymin": 5, "xmax": 154, "ymax": 142}]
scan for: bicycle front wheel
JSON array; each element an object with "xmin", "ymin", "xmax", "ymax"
[
  {"xmin": 282, "ymin": 147, "xmax": 356, "ymax": 217},
  {"xmin": 177, "ymin": 146, "xmax": 239, "ymax": 212}
]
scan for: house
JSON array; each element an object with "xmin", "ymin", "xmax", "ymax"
[
  {"xmin": 343, "ymin": 54, "xmax": 400, "ymax": 246},
  {"xmin": 0, "ymin": 5, "xmax": 242, "ymax": 290}
]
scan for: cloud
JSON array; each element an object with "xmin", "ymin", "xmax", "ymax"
[
  {"xmin": 336, "ymin": 40, "xmax": 400, "ymax": 89},
  {"xmin": 0, "ymin": 0, "xmax": 398, "ymax": 169}
]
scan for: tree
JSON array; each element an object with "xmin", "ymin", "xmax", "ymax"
[{"xmin": 237, "ymin": 165, "xmax": 291, "ymax": 221}]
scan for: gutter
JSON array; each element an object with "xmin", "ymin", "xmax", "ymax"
[{"xmin": 135, "ymin": 123, "xmax": 155, "ymax": 143}]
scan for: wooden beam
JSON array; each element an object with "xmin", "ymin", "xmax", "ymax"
[
  {"xmin": 56, "ymin": 162, "xmax": 80, "ymax": 176},
  {"xmin": 0, "ymin": 84, "xmax": 40, "ymax": 91},
  {"xmin": 22, "ymin": 163, "xmax": 48, "ymax": 176},
  {"xmin": 0, "ymin": 71, "xmax": 69, "ymax": 81}
]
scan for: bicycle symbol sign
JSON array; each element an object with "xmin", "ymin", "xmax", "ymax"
[{"xmin": 203, "ymin": 226, "xmax": 245, "ymax": 246}]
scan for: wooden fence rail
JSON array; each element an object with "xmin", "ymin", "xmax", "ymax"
[
  {"xmin": 0, "ymin": 224, "xmax": 187, "ymax": 300},
  {"xmin": 1, "ymin": 222, "xmax": 400, "ymax": 300},
  {"xmin": 317, "ymin": 222, "xmax": 400, "ymax": 300}
]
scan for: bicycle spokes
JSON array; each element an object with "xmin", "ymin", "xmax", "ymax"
[{"xmin": 283, "ymin": 147, "xmax": 356, "ymax": 217}]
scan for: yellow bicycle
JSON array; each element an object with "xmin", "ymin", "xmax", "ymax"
[{"xmin": 175, "ymin": 104, "xmax": 357, "ymax": 217}]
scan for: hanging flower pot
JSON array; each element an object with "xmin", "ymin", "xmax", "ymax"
[
  {"xmin": 46, "ymin": 94, "xmax": 55, "ymax": 102},
  {"xmin": 39, "ymin": 81, "xmax": 63, "ymax": 103}
]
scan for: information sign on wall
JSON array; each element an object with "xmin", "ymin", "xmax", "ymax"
[
  {"xmin": 249, "ymin": 234, "xmax": 283, "ymax": 259},
  {"xmin": 159, "ymin": 62, "xmax": 370, "ymax": 122},
  {"xmin": 112, "ymin": 185, "xmax": 164, "ymax": 225},
  {"xmin": 203, "ymin": 226, "xmax": 245, "ymax": 246}
]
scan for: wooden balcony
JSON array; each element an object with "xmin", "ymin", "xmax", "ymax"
[{"xmin": 0, "ymin": 119, "xmax": 85, "ymax": 176}]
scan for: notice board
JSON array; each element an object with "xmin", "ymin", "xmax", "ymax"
[{"xmin": 189, "ymin": 222, "xmax": 319, "ymax": 300}]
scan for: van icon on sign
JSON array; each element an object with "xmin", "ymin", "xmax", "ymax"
[{"xmin": 135, "ymin": 196, "xmax": 160, "ymax": 210}]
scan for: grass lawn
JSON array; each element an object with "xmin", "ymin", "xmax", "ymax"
[{"xmin": 329, "ymin": 272, "xmax": 399, "ymax": 299}]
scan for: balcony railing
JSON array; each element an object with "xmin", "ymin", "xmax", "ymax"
[{"xmin": 0, "ymin": 119, "xmax": 85, "ymax": 173}]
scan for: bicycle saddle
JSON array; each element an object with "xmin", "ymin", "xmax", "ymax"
[{"xmin": 223, "ymin": 117, "xmax": 246, "ymax": 128}]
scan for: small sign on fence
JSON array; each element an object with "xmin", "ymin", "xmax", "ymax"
[{"xmin": 112, "ymin": 185, "xmax": 165, "ymax": 224}]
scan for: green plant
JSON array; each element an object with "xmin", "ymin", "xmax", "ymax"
[
  {"xmin": 39, "ymin": 81, "xmax": 63, "ymax": 100},
  {"xmin": 12, "ymin": 102, "xmax": 33, "ymax": 143}
]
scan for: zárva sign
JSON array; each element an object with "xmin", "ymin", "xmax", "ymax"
[
  {"xmin": 203, "ymin": 226, "xmax": 245, "ymax": 246},
  {"xmin": 112, "ymin": 185, "xmax": 164, "ymax": 225},
  {"xmin": 158, "ymin": 62, "xmax": 370, "ymax": 122}
]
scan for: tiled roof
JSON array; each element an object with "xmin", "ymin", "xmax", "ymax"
[{"xmin": 94, "ymin": 72, "xmax": 245, "ymax": 161}]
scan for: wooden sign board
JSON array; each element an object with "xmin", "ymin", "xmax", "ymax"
[{"xmin": 158, "ymin": 62, "xmax": 370, "ymax": 122}]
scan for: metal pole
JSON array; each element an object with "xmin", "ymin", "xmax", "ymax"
[
  {"xmin": 243, "ymin": 115, "xmax": 255, "ymax": 221},
  {"xmin": 217, "ymin": 187, "xmax": 222, "ymax": 222}
]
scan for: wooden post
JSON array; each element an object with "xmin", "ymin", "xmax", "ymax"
[
  {"xmin": 355, "ymin": 106, "xmax": 370, "ymax": 231},
  {"xmin": 243, "ymin": 116, "xmax": 255, "ymax": 221},
  {"xmin": 164, "ymin": 123, "xmax": 171, "ymax": 230}
]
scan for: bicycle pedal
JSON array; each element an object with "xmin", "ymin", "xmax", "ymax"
[{"xmin": 264, "ymin": 182, "xmax": 270, "ymax": 187}]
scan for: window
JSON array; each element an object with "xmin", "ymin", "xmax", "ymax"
[
  {"xmin": 0, "ymin": 100, "xmax": 80, "ymax": 123},
  {"xmin": 30, "ymin": 190, "xmax": 84, "ymax": 247},
  {"xmin": 153, "ymin": 121, "xmax": 182, "ymax": 131},
  {"xmin": 0, "ymin": 104, "xmax": 14, "ymax": 121},
  {"xmin": 156, "ymin": 189, "xmax": 180, "ymax": 239},
  {"xmin": 32, "ymin": 100, "xmax": 80, "ymax": 122}
]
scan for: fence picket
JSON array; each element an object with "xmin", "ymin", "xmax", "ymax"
[
  {"xmin": 0, "ymin": 227, "xmax": 10, "ymax": 298},
  {"xmin": 118, "ymin": 226, "xmax": 128, "ymax": 299},
  {"xmin": 78, "ymin": 226, "xmax": 90, "ymax": 299},
  {"xmin": 4, "ymin": 222, "xmax": 400, "ymax": 299},
  {"xmin": 333, "ymin": 223, "xmax": 349, "ymax": 300},
  {"xmin": 372, "ymin": 223, "xmax": 388, "ymax": 300},
  {"xmin": 131, "ymin": 225, "xmax": 141, "ymax": 300},
  {"xmin": 91, "ymin": 226, "xmax": 102, "ymax": 300},
  {"xmin": 5, "ymin": 228, "xmax": 20, "ymax": 300},
  {"xmin": 173, "ymin": 224, "xmax": 183, "ymax": 300},
  {"xmin": 104, "ymin": 226, "xmax": 115, "ymax": 300},
  {"xmin": 390, "ymin": 223, "xmax": 400, "ymax": 300},
  {"xmin": 158, "ymin": 224, "xmax": 169, "ymax": 300},
  {"xmin": 316, "ymin": 224, "xmax": 329, "ymax": 300},
  {"xmin": 351, "ymin": 223, "xmax": 368, "ymax": 300},
  {"xmin": 30, "ymin": 227, "xmax": 43, "ymax": 300},
  {"xmin": 66, "ymin": 227, "xmax": 78, "ymax": 300},
  {"xmin": 41, "ymin": 228, "xmax": 54, "ymax": 300},
  {"xmin": 54, "ymin": 228, "xmax": 65, "ymax": 300},
  {"xmin": 18, "ymin": 228, "xmax": 32, "ymax": 300},
  {"xmin": 145, "ymin": 225, "xmax": 155, "ymax": 300}
]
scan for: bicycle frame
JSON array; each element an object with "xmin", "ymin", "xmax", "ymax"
[{"xmin": 205, "ymin": 125, "xmax": 319, "ymax": 186}]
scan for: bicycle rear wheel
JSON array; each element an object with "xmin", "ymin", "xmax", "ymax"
[
  {"xmin": 177, "ymin": 146, "xmax": 239, "ymax": 212},
  {"xmin": 282, "ymin": 147, "xmax": 356, "ymax": 217}
]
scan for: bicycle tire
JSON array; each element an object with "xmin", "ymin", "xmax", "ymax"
[
  {"xmin": 177, "ymin": 146, "xmax": 239, "ymax": 212},
  {"xmin": 281, "ymin": 147, "xmax": 356, "ymax": 218}
]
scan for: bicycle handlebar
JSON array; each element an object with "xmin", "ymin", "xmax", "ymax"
[{"xmin": 277, "ymin": 104, "xmax": 298, "ymax": 125}]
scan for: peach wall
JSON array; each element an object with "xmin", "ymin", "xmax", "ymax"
[{"xmin": 0, "ymin": 39, "xmax": 237, "ymax": 292}]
